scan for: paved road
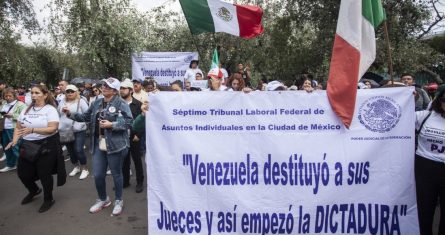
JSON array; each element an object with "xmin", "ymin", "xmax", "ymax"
[{"xmin": 0, "ymin": 150, "xmax": 148, "ymax": 235}]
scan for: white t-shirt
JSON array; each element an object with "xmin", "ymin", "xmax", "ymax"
[
  {"xmin": 184, "ymin": 68, "xmax": 203, "ymax": 82},
  {"xmin": 56, "ymin": 94, "xmax": 65, "ymax": 105},
  {"xmin": 18, "ymin": 105, "xmax": 59, "ymax": 141},
  {"xmin": 1, "ymin": 100, "xmax": 17, "ymax": 129},
  {"xmin": 58, "ymin": 98, "xmax": 89, "ymax": 132},
  {"xmin": 416, "ymin": 110, "xmax": 445, "ymax": 163},
  {"xmin": 25, "ymin": 92, "xmax": 32, "ymax": 106}
]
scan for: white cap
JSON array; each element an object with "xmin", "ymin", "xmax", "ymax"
[
  {"xmin": 357, "ymin": 82, "xmax": 367, "ymax": 89},
  {"xmin": 104, "ymin": 77, "xmax": 121, "ymax": 91},
  {"xmin": 131, "ymin": 77, "xmax": 143, "ymax": 83},
  {"xmin": 65, "ymin": 84, "xmax": 79, "ymax": 92},
  {"xmin": 266, "ymin": 80, "xmax": 285, "ymax": 91},
  {"xmin": 288, "ymin": 85, "xmax": 299, "ymax": 91},
  {"xmin": 120, "ymin": 79, "xmax": 134, "ymax": 89}
]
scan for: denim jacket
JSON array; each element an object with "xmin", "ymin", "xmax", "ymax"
[{"xmin": 69, "ymin": 95, "xmax": 133, "ymax": 154}]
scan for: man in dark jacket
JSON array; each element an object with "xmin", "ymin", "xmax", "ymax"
[
  {"xmin": 120, "ymin": 79, "xmax": 144, "ymax": 193},
  {"xmin": 401, "ymin": 73, "xmax": 431, "ymax": 111}
]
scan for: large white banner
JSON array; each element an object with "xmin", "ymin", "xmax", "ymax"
[
  {"xmin": 146, "ymin": 87, "xmax": 418, "ymax": 235},
  {"xmin": 131, "ymin": 52, "xmax": 198, "ymax": 86}
]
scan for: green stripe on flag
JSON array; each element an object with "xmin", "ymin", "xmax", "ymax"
[
  {"xmin": 362, "ymin": 0, "xmax": 386, "ymax": 28},
  {"xmin": 179, "ymin": 0, "xmax": 215, "ymax": 35},
  {"xmin": 211, "ymin": 48, "xmax": 219, "ymax": 69}
]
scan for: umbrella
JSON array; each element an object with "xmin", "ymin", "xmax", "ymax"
[
  {"xmin": 70, "ymin": 77, "xmax": 99, "ymax": 85},
  {"xmin": 359, "ymin": 78, "xmax": 380, "ymax": 88}
]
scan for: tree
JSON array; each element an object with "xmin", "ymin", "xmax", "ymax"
[{"xmin": 49, "ymin": 0, "xmax": 149, "ymax": 78}]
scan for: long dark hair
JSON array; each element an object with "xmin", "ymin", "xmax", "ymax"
[
  {"xmin": 431, "ymin": 86, "xmax": 445, "ymax": 115},
  {"xmin": 24, "ymin": 84, "xmax": 57, "ymax": 114}
]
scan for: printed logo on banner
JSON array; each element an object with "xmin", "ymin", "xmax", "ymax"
[
  {"xmin": 358, "ymin": 96, "xmax": 402, "ymax": 133},
  {"xmin": 184, "ymin": 55, "xmax": 194, "ymax": 63}
]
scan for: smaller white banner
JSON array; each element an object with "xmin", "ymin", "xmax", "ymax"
[
  {"xmin": 131, "ymin": 52, "xmax": 198, "ymax": 86},
  {"xmin": 190, "ymin": 80, "xmax": 208, "ymax": 89}
]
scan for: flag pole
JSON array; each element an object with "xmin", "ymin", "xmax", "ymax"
[{"xmin": 383, "ymin": 21, "xmax": 394, "ymax": 84}]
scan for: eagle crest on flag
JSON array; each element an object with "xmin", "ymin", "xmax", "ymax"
[{"xmin": 217, "ymin": 7, "xmax": 233, "ymax": 21}]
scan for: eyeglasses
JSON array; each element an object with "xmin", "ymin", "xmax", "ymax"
[
  {"xmin": 102, "ymin": 84, "xmax": 112, "ymax": 90},
  {"xmin": 66, "ymin": 90, "xmax": 76, "ymax": 94}
]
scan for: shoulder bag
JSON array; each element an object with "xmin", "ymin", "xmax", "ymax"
[
  {"xmin": 20, "ymin": 140, "xmax": 44, "ymax": 162},
  {"xmin": 59, "ymin": 99, "xmax": 80, "ymax": 144},
  {"xmin": 415, "ymin": 112, "xmax": 432, "ymax": 150}
]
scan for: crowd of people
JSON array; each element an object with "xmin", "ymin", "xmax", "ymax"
[{"xmin": 0, "ymin": 61, "xmax": 443, "ymax": 233}]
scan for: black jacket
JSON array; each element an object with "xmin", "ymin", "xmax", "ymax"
[{"xmin": 128, "ymin": 97, "xmax": 142, "ymax": 139}]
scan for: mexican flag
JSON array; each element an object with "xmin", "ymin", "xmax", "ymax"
[
  {"xmin": 211, "ymin": 48, "xmax": 219, "ymax": 69},
  {"xmin": 327, "ymin": 0, "xmax": 385, "ymax": 128},
  {"xmin": 179, "ymin": 0, "xmax": 264, "ymax": 39}
]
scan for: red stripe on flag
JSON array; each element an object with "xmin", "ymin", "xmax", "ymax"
[
  {"xmin": 327, "ymin": 34, "xmax": 361, "ymax": 128},
  {"xmin": 235, "ymin": 4, "xmax": 264, "ymax": 39}
]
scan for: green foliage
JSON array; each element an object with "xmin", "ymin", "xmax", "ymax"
[
  {"xmin": 1, "ymin": 0, "xmax": 39, "ymax": 36},
  {"xmin": 428, "ymin": 35, "xmax": 445, "ymax": 54},
  {"xmin": 49, "ymin": 0, "xmax": 148, "ymax": 78},
  {"xmin": 1, "ymin": 0, "xmax": 444, "ymax": 87}
]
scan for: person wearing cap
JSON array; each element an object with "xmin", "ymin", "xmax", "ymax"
[
  {"xmin": 205, "ymin": 68, "xmax": 227, "ymax": 91},
  {"xmin": 57, "ymin": 84, "xmax": 89, "ymax": 180},
  {"xmin": 119, "ymin": 79, "xmax": 144, "ymax": 193},
  {"xmin": 62, "ymin": 77, "xmax": 133, "ymax": 216},
  {"xmin": 266, "ymin": 81, "xmax": 286, "ymax": 91},
  {"xmin": 415, "ymin": 84, "xmax": 445, "ymax": 234},
  {"xmin": 184, "ymin": 60, "xmax": 203, "ymax": 82},
  {"xmin": 131, "ymin": 78, "xmax": 148, "ymax": 103}
]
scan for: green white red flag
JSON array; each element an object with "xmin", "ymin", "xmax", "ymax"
[
  {"xmin": 179, "ymin": 0, "xmax": 264, "ymax": 39},
  {"xmin": 327, "ymin": 0, "xmax": 385, "ymax": 128}
]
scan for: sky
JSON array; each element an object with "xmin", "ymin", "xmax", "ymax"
[{"xmin": 21, "ymin": 0, "xmax": 178, "ymax": 45}]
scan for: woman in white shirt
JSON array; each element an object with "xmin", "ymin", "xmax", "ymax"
[
  {"xmin": 0, "ymin": 88, "xmax": 27, "ymax": 172},
  {"xmin": 58, "ymin": 85, "xmax": 89, "ymax": 180},
  {"xmin": 415, "ymin": 85, "xmax": 445, "ymax": 234},
  {"xmin": 183, "ymin": 60, "xmax": 203, "ymax": 82},
  {"xmin": 8, "ymin": 84, "xmax": 65, "ymax": 213}
]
